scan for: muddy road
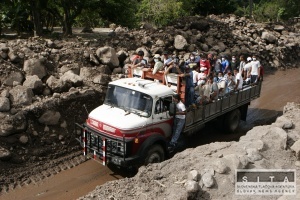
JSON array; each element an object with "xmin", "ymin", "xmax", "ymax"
[{"xmin": 1, "ymin": 68, "xmax": 300, "ymax": 200}]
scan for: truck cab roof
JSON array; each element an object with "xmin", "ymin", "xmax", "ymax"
[{"xmin": 109, "ymin": 77, "xmax": 175, "ymax": 98}]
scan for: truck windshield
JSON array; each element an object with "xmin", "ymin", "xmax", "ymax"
[{"xmin": 104, "ymin": 84, "xmax": 153, "ymax": 117}]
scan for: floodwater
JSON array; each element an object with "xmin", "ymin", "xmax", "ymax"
[{"xmin": 1, "ymin": 68, "xmax": 300, "ymax": 200}]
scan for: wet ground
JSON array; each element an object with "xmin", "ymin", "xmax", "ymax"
[{"xmin": 1, "ymin": 68, "xmax": 299, "ymax": 200}]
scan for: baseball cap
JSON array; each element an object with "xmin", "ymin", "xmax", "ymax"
[{"xmin": 247, "ymin": 57, "xmax": 252, "ymax": 61}]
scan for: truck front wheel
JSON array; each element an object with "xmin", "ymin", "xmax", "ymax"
[
  {"xmin": 144, "ymin": 145, "xmax": 165, "ymax": 165},
  {"xmin": 224, "ymin": 109, "xmax": 241, "ymax": 133}
]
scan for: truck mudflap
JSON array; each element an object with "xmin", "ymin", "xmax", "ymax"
[{"xmin": 75, "ymin": 123, "xmax": 140, "ymax": 167}]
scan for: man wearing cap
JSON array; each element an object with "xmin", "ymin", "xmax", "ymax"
[
  {"xmin": 243, "ymin": 57, "xmax": 252, "ymax": 82},
  {"xmin": 221, "ymin": 56, "xmax": 230, "ymax": 74},
  {"xmin": 152, "ymin": 54, "xmax": 164, "ymax": 74},
  {"xmin": 169, "ymin": 93, "xmax": 186, "ymax": 149},
  {"xmin": 248, "ymin": 55, "xmax": 261, "ymax": 84}
]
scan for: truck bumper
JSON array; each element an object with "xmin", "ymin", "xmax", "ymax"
[{"xmin": 109, "ymin": 154, "xmax": 141, "ymax": 167}]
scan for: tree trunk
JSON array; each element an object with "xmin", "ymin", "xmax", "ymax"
[
  {"xmin": 249, "ymin": 0, "xmax": 253, "ymax": 18},
  {"xmin": 63, "ymin": 9, "xmax": 72, "ymax": 36},
  {"xmin": 30, "ymin": 1, "xmax": 43, "ymax": 36}
]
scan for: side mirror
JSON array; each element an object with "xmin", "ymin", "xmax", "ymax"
[{"xmin": 169, "ymin": 102, "xmax": 176, "ymax": 116}]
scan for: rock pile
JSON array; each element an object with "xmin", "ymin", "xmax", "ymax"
[{"xmin": 79, "ymin": 102, "xmax": 300, "ymax": 200}]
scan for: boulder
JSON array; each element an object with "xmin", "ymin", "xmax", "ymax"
[
  {"xmin": 261, "ymin": 32, "xmax": 277, "ymax": 43},
  {"xmin": 59, "ymin": 63, "xmax": 80, "ymax": 75},
  {"xmin": 212, "ymin": 158, "xmax": 229, "ymax": 174},
  {"xmin": 0, "ymin": 97, "xmax": 10, "ymax": 112},
  {"xmin": 188, "ymin": 170, "xmax": 200, "ymax": 181},
  {"xmin": 23, "ymin": 58, "xmax": 47, "ymax": 79},
  {"xmin": 93, "ymin": 74, "xmax": 111, "ymax": 85},
  {"xmin": 9, "ymin": 85, "xmax": 33, "ymax": 105},
  {"xmin": 19, "ymin": 135, "xmax": 29, "ymax": 144},
  {"xmin": 38, "ymin": 110, "xmax": 61, "ymax": 125},
  {"xmin": 174, "ymin": 35, "xmax": 187, "ymax": 50},
  {"xmin": 96, "ymin": 46, "xmax": 119, "ymax": 67},
  {"xmin": 0, "ymin": 112, "xmax": 27, "ymax": 136},
  {"xmin": 273, "ymin": 25, "xmax": 285, "ymax": 32},
  {"xmin": 240, "ymin": 125, "xmax": 287, "ymax": 150},
  {"xmin": 46, "ymin": 75, "xmax": 71, "ymax": 93},
  {"xmin": 201, "ymin": 172, "xmax": 214, "ymax": 188},
  {"xmin": 8, "ymin": 51, "xmax": 20, "ymax": 63},
  {"xmin": 3, "ymin": 71, "xmax": 24, "ymax": 86},
  {"xmin": 273, "ymin": 115, "xmax": 293, "ymax": 129},
  {"xmin": 60, "ymin": 71, "xmax": 83, "ymax": 87},
  {"xmin": 23, "ymin": 75, "xmax": 43, "ymax": 94},
  {"xmin": 185, "ymin": 180, "xmax": 200, "ymax": 193}
]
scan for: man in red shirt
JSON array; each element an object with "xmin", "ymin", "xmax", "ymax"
[{"xmin": 199, "ymin": 53, "xmax": 211, "ymax": 76}]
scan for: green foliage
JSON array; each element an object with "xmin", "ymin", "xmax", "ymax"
[
  {"xmin": 235, "ymin": 0, "xmax": 300, "ymax": 22},
  {"xmin": 137, "ymin": 0, "xmax": 188, "ymax": 27}
]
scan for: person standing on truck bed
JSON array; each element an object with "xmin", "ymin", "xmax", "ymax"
[
  {"xmin": 248, "ymin": 55, "xmax": 261, "ymax": 85},
  {"xmin": 168, "ymin": 94, "xmax": 186, "ymax": 151}
]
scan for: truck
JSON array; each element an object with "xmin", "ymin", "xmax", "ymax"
[{"xmin": 75, "ymin": 67, "xmax": 262, "ymax": 167}]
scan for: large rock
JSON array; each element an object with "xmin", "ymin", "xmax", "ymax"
[
  {"xmin": 273, "ymin": 115, "xmax": 293, "ymax": 129},
  {"xmin": 0, "ymin": 112, "xmax": 27, "ymax": 136},
  {"xmin": 240, "ymin": 125, "xmax": 287, "ymax": 150},
  {"xmin": 46, "ymin": 75, "xmax": 71, "ymax": 93},
  {"xmin": 60, "ymin": 71, "xmax": 83, "ymax": 87},
  {"xmin": 38, "ymin": 110, "xmax": 61, "ymax": 125},
  {"xmin": 96, "ymin": 46, "xmax": 119, "ymax": 67},
  {"xmin": 3, "ymin": 71, "xmax": 24, "ymax": 86},
  {"xmin": 0, "ymin": 97, "xmax": 10, "ymax": 112},
  {"xmin": 23, "ymin": 58, "xmax": 47, "ymax": 79},
  {"xmin": 261, "ymin": 32, "xmax": 277, "ymax": 43},
  {"xmin": 174, "ymin": 35, "xmax": 187, "ymax": 50},
  {"xmin": 23, "ymin": 75, "xmax": 43, "ymax": 94},
  {"xmin": 201, "ymin": 172, "xmax": 215, "ymax": 188},
  {"xmin": 93, "ymin": 74, "xmax": 111, "ymax": 85},
  {"xmin": 80, "ymin": 64, "xmax": 111, "ymax": 79},
  {"xmin": 9, "ymin": 85, "xmax": 33, "ymax": 105},
  {"xmin": 188, "ymin": 170, "xmax": 200, "ymax": 181},
  {"xmin": 185, "ymin": 180, "xmax": 200, "ymax": 193}
]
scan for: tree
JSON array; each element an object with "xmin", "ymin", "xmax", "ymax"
[{"xmin": 138, "ymin": 0, "xmax": 188, "ymax": 27}]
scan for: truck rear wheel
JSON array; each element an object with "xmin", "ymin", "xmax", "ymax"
[
  {"xmin": 144, "ymin": 145, "xmax": 165, "ymax": 165},
  {"xmin": 224, "ymin": 109, "xmax": 241, "ymax": 133}
]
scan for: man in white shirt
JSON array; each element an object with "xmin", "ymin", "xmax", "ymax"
[
  {"xmin": 248, "ymin": 55, "xmax": 261, "ymax": 84},
  {"xmin": 169, "ymin": 94, "xmax": 186, "ymax": 149},
  {"xmin": 243, "ymin": 57, "xmax": 252, "ymax": 83},
  {"xmin": 152, "ymin": 54, "xmax": 164, "ymax": 74},
  {"xmin": 233, "ymin": 69, "xmax": 243, "ymax": 90}
]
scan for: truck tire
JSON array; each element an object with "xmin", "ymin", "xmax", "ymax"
[
  {"xmin": 144, "ymin": 145, "xmax": 165, "ymax": 165},
  {"xmin": 224, "ymin": 109, "xmax": 241, "ymax": 133}
]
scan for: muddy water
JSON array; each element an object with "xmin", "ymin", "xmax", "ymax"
[{"xmin": 1, "ymin": 68, "xmax": 300, "ymax": 200}]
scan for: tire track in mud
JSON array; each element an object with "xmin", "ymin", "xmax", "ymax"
[{"xmin": 0, "ymin": 150, "xmax": 87, "ymax": 195}]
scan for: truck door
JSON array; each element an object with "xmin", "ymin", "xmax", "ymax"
[{"xmin": 152, "ymin": 96, "xmax": 173, "ymax": 138}]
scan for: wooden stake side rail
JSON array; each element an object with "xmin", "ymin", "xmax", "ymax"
[{"xmin": 128, "ymin": 67, "xmax": 187, "ymax": 103}]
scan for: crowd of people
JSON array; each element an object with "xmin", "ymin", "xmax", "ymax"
[
  {"xmin": 129, "ymin": 50, "xmax": 263, "ymax": 108},
  {"xmin": 129, "ymin": 50, "xmax": 263, "ymax": 151}
]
